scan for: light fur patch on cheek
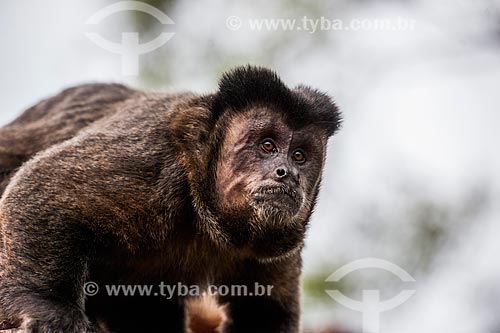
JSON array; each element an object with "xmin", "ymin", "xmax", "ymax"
[
  {"xmin": 222, "ymin": 174, "xmax": 248, "ymax": 207},
  {"xmin": 19, "ymin": 314, "xmax": 33, "ymax": 331}
]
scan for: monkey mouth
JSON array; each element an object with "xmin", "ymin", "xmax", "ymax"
[{"xmin": 251, "ymin": 185, "xmax": 301, "ymax": 211}]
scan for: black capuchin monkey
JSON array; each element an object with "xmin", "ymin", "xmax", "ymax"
[{"xmin": 0, "ymin": 65, "xmax": 341, "ymax": 333}]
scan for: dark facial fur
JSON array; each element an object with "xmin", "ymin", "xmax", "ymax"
[
  {"xmin": 214, "ymin": 107, "xmax": 329, "ymax": 258},
  {"xmin": 0, "ymin": 65, "xmax": 341, "ymax": 333}
]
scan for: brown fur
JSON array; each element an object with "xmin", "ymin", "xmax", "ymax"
[
  {"xmin": 0, "ymin": 66, "xmax": 341, "ymax": 333},
  {"xmin": 185, "ymin": 295, "xmax": 226, "ymax": 333}
]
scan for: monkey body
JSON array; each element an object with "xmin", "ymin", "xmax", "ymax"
[{"xmin": 0, "ymin": 67, "xmax": 341, "ymax": 333}]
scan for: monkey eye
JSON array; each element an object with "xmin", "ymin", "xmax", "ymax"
[
  {"xmin": 261, "ymin": 139, "xmax": 276, "ymax": 153},
  {"xmin": 292, "ymin": 149, "xmax": 306, "ymax": 163}
]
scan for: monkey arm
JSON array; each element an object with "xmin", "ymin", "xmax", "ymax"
[
  {"xmin": 0, "ymin": 171, "xmax": 100, "ymax": 333},
  {"xmin": 0, "ymin": 104, "xmax": 179, "ymax": 332}
]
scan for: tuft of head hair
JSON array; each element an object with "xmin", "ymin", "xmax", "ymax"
[{"xmin": 211, "ymin": 65, "xmax": 341, "ymax": 136}]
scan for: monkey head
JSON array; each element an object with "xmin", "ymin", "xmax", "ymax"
[
  {"xmin": 216, "ymin": 107, "xmax": 314, "ymax": 218},
  {"xmin": 173, "ymin": 66, "xmax": 341, "ymax": 260},
  {"xmin": 214, "ymin": 105, "xmax": 333, "ymax": 259}
]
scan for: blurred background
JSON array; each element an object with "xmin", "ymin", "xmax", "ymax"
[{"xmin": 1, "ymin": 0, "xmax": 499, "ymax": 332}]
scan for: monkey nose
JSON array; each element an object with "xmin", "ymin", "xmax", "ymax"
[{"xmin": 275, "ymin": 167, "xmax": 288, "ymax": 178}]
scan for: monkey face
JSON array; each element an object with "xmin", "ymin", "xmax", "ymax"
[{"xmin": 214, "ymin": 107, "xmax": 328, "ymax": 258}]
